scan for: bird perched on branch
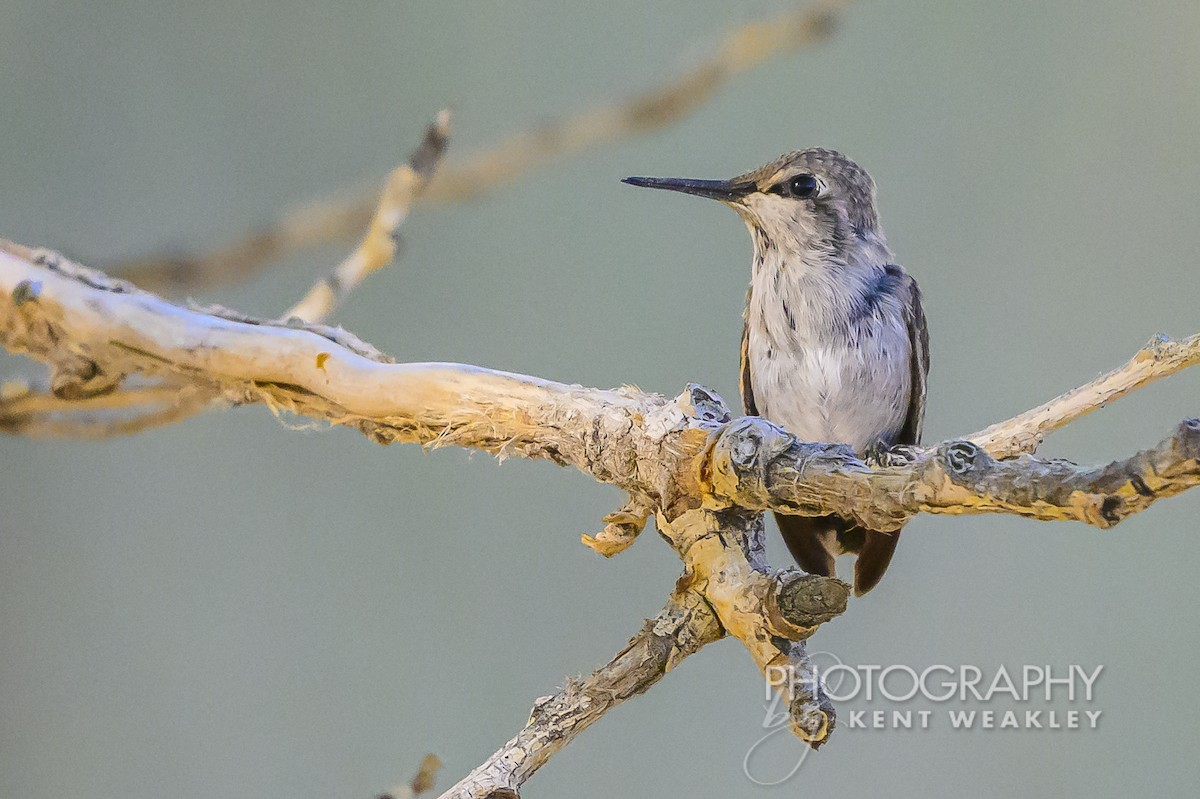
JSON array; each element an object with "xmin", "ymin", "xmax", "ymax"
[{"xmin": 624, "ymin": 150, "xmax": 929, "ymax": 595}]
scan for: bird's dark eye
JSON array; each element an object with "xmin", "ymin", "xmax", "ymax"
[{"xmin": 787, "ymin": 174, "xmax": 819, "ymax": 199}]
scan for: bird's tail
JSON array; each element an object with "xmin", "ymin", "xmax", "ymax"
[
  {"xmin": 774, "ymin": 513, "xmax": 837, "ymax": 579},
  {"xmin": 774, "ymin": 512, "xmax": 900, "ymax": 596},
  {"xmin": 853, "ymin": 529, "xmax": 900, "ymax": 596}
]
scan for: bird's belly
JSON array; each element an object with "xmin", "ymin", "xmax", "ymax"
[{"xmin": 750, "ymin": 339, "xmax": 911, "ymax": 453}]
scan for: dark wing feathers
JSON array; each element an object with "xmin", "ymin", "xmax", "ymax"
[
  {"xmin": 852, "ymin": 267, "xmax": 929, "ymax": 594},
  {"xmin": 739, "ymin": 320, "xmax": 757, "ymax": 416},
  {"xmin": 894, "ymin": 269, "xmax": 930, "ymax": 447}
]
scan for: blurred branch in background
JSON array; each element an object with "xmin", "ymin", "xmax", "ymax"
[
  {"xmin": 380, "ymin": 754, "xmax": 444, "ymax": 799},
  {"xmin": 111, "ymin": 0, "xmax": 852, "ymax": 296},
  {"xmin": 285, "ymin": 110, "xmax": 451, "ymax": 323},
  {"xmin": 2, "ymin": 239, "xmax": 1199, "ymax": 797}
]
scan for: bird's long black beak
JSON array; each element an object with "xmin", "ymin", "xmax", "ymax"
[{"xmin": 621, "ymin": 175, "xmax": 756, "ymax": 202}]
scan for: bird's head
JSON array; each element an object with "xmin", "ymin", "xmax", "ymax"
[{"xmin": 623, "ymin": 149, "xmax": 885, "ymax": 261}]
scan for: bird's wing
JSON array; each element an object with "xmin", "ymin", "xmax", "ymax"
[
  {"xmin": 894, "ymin": 267, "xmax": 930, "ymax": 446},
  {"xmin": 739, "ymin": 319, "xmax": 758, "ymax": 416},
  {"xmin": 853, "ymin": 265, "xmax": 929, "ymax": 594}
]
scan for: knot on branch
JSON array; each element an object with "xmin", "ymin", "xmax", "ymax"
[
  {"xmin": 707, "ymin": 417, "xmax": 801, "ymax": 503},
  {"xmin": 50, "ymin": 356, "xmax": 122, "ymax": 400},
  {"xmin": 764, "ymin": 570, "xmax": 851, "ymax": 640},
  {"xmin": 790, "ymin": 686, "xmax": 836, "ymax": 748},
  {"xmin": 679, "ymin": 383, "xmax": 731, "ymax": 424},
  {"xmin": 767, "ymin": 652, "xmax": 837, "ymax": 747},
  {"xmin": 936, "ymin": 439, "xmax": 995, "ymax": 485},
  {"xmin": 11, "ymin": 279, "xmax": 41, "ymax": 306},
  {"xmin": 1176, "ymin": 418, "xmax": 1200, "ymax": 458}
]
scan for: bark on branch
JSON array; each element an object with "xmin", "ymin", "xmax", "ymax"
[
  {"xmin": 706, "ymin": 416, "xmax": 1200, "ymax": 531},
  {"xmin": 9, "ymin": 4, "xmax": 1188, "ymax": 792},
  {"xmin": 2, "ymin": 236, "xmax": 1197, "ymax": 794},
  {"xmin": 4, "ymin": 245, "xmax": 1194, "ymax": 532}
]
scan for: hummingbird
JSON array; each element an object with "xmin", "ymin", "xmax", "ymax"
[{"xmin": 624, "ymin": 149, "xmax": 929, "ymax": 595}]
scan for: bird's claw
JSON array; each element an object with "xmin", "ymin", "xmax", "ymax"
[{"xmin": 863, "ymin": 441, "xmax": 916, "ymax": 467}]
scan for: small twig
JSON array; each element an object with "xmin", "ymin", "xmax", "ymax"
[
  {"xmin": 968, "ymin": 333, "xmax": 1200, "ymax": 458},
  {"xmin": 435, "ymin": 590, "xmax": 722, "ymax": 799},
  {"xmin": 581, "ymin": 494, "xmax": 654, "ymax": 556},
  {"xmin": 287, "ymin": 110, "xmax": 451, "ymax": 323},
  {"xmin": 0, "ymin": 384, "xmax": 212, "ymax": 439},
  {"xmin": 0, "ymin": 380, "xmax": 181, "ymax": 416}
]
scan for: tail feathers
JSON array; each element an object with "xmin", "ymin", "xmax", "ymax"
[
  {"xmin": 774, "ymin": 513, "xmax": 901, "ymax": 596},
  {"xmin": 774, "ymin": 513, "xmax": 836, "ymax": 578},
  {"xmin": 853, "ymin": 529, "xmax": 900, "ymax": 596}
]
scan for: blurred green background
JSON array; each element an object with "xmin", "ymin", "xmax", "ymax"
[{"xmin": 3, "ymin": 1, "xmax": 1199, "ymax": 797}]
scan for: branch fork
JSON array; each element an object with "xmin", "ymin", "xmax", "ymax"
[
  {"xmin": 3, "ymin": 235, "xmax": 1199, "ymax": 798},
  {"xmin": 5, "ymin": 29, "xmax": 1200, "ymax": 791}
]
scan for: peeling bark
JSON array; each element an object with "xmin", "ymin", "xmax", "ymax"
[{"xmin": 1, "ymin": 241, "xmax": 1197, "ymax": 796}]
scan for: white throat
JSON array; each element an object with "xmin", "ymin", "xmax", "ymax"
[{"xmin": 744, "ymin": 221, "xmax": 892, "ymax": 350}]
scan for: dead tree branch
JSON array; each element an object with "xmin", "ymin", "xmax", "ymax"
[
  {"xmin": 967, "ymin": 332, "xmax": 1200, "ymax": 457},
  {"xmin": 9, "ymin": 4, "xmax": 1189, "ymax": 794},
  {"xmin": 3, "ymin": 52, "xmax": 1195, "ymax": 782},
  {"xmin": 286, "ymin": 110, "xmax": 451, "ymax": 323},
  {"xmin": 1, "ymin": 238, "xmax": 1198, "ymax": 796},
  {"xmin": 0, "ymin": 112, "xmax": 449, "ymax": 438},
  {"xmin": 438, "ymin": 590, "xmax": 722, "ymax": 799},
  {"xmin": 3, "ymin": 244, "xmax": 1194, "ymax": 532}
]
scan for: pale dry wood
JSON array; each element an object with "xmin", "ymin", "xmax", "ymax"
[
  {"xmin": 0, "ymin": 113, "xmax": 450, "ymax": 437},
  {"xmin": 3, "ymin": 243, "xmax": 1198, "ymax": 796},
  {"xmin": 967, "ymin": 333, "xmax": 1200, "ymax": 457},
  {"xmin": 580, "ymin": 495, "xmax": 654, "ymax": 556},
  {"xmin": 112, "ymin": 0, "xmax": 852, "ymax": 295},
  {"xmin": 434, "ymin": 569, "xmax": 843, "ymax": 799},
  {"xmin": 9, "ymin": 2, "xmax": 1189, "ymax": 791},
  {"xmin": 0, "ymin": 385, "xmax": 211, "ymax": 439},
  {"xmin": 286, "ymin": 110, "xmax": 451, "ymax": 323},
  {"xmin": 3, "ymin": 245, "xmax": 1197, "ymax": 532},
  {"xmin": 0, "ymin": 380, "xmax": 181, "ymax": 416},
  {"xmin": 0, "ymin": 244, "xmax": 853, "ymax": 752},
  {"xmin": 706, "ymin": 417, "xmax": 1200, "ymax": 532},
  {"xmin": 436, "ymin": 590, "xmax": 721, "ymax": 799},
  {"xmin": 662, "ymin": 506, "xmax": 840, "ymax": 742}
]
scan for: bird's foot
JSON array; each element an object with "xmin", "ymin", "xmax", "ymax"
[{"xmin": 862, "ymin": 442, "xmax": 918, "ymax": 468}]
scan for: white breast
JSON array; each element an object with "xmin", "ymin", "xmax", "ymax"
[
  {"xmin": 748, "ymin": 329, "xmax": 911, "ymax": 452},
  {"xmin": 745, "ymin": 249, "xmax": 913, "ymax": 453}
]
